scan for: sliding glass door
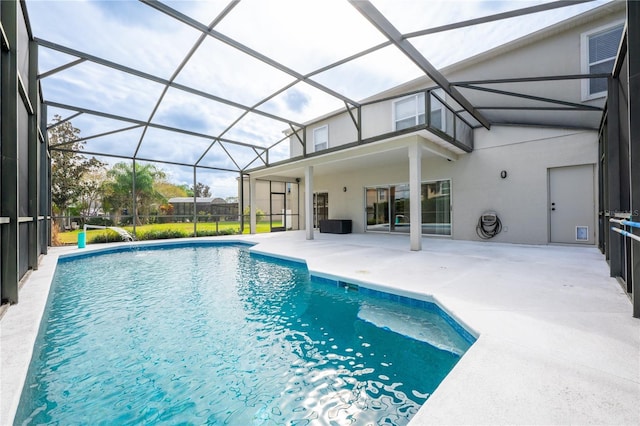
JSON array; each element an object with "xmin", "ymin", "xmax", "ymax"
[
  {"xmin": 422, "ymin": 180, "xmax": 451, "ymax": 235},
  {"xmin": 390, "ymin": 184, "xmax": 410, "ymax": 233},
  {"xmin": 365, "ymin": 180, "xmax": 451, "ymax": 236},
  {"xmin": 365, "ymin": 187, "xmax": 389, "ymax": 232}
]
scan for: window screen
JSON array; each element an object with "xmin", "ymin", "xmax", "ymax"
[{"xmin": 588, "ymin": 25, "xmax": 624, "ymax": 95}]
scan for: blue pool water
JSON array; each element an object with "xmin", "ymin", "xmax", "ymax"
[{"xmin": 16, "ymin": 243, "xmax": 474, "ymax": 425}]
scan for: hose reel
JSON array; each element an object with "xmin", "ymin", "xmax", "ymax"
[{"xmin": 476, "ymin": 211, "xmax": 502, "ymax": 239}]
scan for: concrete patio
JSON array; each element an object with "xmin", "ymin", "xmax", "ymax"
[{"xmin": 2, "ymin": 231, "xmax": 639, "ymax": 425}]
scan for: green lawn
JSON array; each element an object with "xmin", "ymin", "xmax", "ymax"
[{"xmin": 57, "ymin": 221, "xmax": 276, "ymax": 245}]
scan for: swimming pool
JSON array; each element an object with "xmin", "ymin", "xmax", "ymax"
[{"xmin": 16, "ymin": 242, "xmax": 474, "ymax": 425}]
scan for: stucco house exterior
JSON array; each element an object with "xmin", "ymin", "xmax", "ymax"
[{"xmin": 246, "ymin": 1, "xmax": 625, "ymax": 251}]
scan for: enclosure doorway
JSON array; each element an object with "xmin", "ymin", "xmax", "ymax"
[
  {"xmin": 314, "ymin": 192, "xmax": 328, "ymax": 228},
  {"xmin": 270, "ymin": 190, "xmax": 286, "ymax": 232}
]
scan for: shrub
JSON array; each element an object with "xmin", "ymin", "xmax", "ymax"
[
  {"xmin": 89, "ymin": 231, "xmax": 125, "ymax": 244},
  {"xmin": 87, "ymin": 226, "xmax": 240, "ymax": 244},
  {"xmin": 86, "ymin": 217, "xmax": 114, "ymax": 227},
  {"xmin": 195, "ymin": 228, "xmax": 239, "ymax": 237},
  {"xmin": 137, "ymin": 229, "xmax": 187, "ymax": 240}
]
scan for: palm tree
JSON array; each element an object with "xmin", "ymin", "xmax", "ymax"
[{"xmin": 102, "ymin": 162, "xmax": 166, "ymax": 225}]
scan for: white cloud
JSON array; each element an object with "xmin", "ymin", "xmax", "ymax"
[
  {"xmin": 136, "ymin": 127, "xmax": 215, "ymax": 165},
  {"xmin": 151, "ymin": 87, "xmax": 246, "ymax": 136},
  {"xmin": 257, "ymin": 81, "xmax": 345, "ymax": 124}
]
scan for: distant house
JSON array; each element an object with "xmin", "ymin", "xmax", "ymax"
[{"xmin": 168, "ymin": 197, "xmax": 238, "ymax": 222}]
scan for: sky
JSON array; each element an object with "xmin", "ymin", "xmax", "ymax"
[{"xmin": 28, "ymin": 0, "xmax": 612, "ymax": 198}]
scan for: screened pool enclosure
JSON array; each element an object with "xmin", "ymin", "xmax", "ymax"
[
  {"xmin": 31, "ymin": 0, "xmax": 616, "ymax": 234},
  {"xmin": 1, "ymin": 0, "xmax": 639, "ymax": 317}
]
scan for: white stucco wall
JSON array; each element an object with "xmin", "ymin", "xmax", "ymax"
[
  {"xmin": 450, "ymin": 126, "xmax": 597, "ymax": 243},
  {"xmin": 305, "ymin": 126, "xmax": 598, "ymax": 245}
]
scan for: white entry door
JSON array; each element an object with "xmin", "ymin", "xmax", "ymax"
[{"xmin": 549, "ymin": 164, "xmax": 595, "ymax": 244}]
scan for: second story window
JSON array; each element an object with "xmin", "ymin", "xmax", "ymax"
[
  {"xmin": 582, "ymin": 22, "xmax": 624, "ymax": 99},
  {"xmin": 394, "ymin": 93, "xmax": 425, "ymax": 131},
  {"xmin": 313, "ymin": 125, "xmax": 328, "ymax": 152}
]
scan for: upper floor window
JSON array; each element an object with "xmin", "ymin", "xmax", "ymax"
[
  {"xmin": 393, "ymin": 89, "xmax": 448, "ymax": 132},
  {"xmin": 581, "ymin": 22, "xmax": 624, "ymax": 99},
  {"xmin": 394, "ymin": 93, "xmax": 425, "ymax": 130},
  {"xmin": 313, "ymin": 125, "xmax": 328, "ymax": 152}
]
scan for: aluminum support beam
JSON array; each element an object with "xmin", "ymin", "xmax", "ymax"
[
  {"xmin": 241, "ymin": 147, "xmax": 268, "ymax": 171},
  {"xmin": 475, "ymin": 106, "xmax": 602, "ymax": 111},
  {"xmin": 43, "ymin": 100, "xmax": 268, "ymax": 152},
  {"xmin": 193, "ymin": 167, "xmax": 197, "ymax": 237},
  {"xmin": 305, "ymin": 166, "xmax": 314, "ymax": 240},
  {"xmin": 46, "ymin": 111, "xmax": 81, "ymax": 131},
  {"xmin": 455, "ymin": 84, "xmax": 603, "ymax": 111},
  {"xmin": 28, "ymin": 39, "xmax": 40, "ymax": 269},
  {"xmin": 607, "ymin": 77, "xmax": 622, "ymax": 277},
  {"xmin": 40, "ymin": 103, "xmax": 49, "ymax": 255},
  {"xmin": 0, "ymin": 21, "xmax": 10, "ymax": 50},
  {"xmin": 132, "ymin": 159, "xmax": 137, "ymax": 235},
  {"xmin": 1, "ymin": 0, "xmax": 19, "ymax": 304},
  {"xmin": 49, "ymin": 146, "xmax": 241, "ymax": 173},
  {"xmin": 250, "ymin": 177, "xmax": 257, "ymax": 234},
  {"xmin": 56, "ymin": 124, "xmax": 145, "ymax": 147},
  {"xmin": 239, "ymin": 172, "xmax": 245, "ymax": 233},
  {"xmin": 303, "ymin": 126, "xmax": 307, "ymax": 157},
  {"xmin": 628, "ymin": 0, "xmax": 640, "ymax": 318},
  {"xmin": 345, "ymin": 102, "xmax": 359, "ymax": 133},
  {"xmin": 38, "ymin": 58, "xmax": 86, "ymax": 79},
  {"xmin": 408, "ymin": 143, "xmax": 422, "ymax": 251},
  {"xmin": 452, "ymin": 73, "xmax": 610, "ymax": 85},
  {"xmin": 404, "ymin": 0, "xmax": 594, "ymax": 38},
  {"xmin": 350, "ymin": 0, "xmax": 491, "ymax": 130},
  {"xmin": 289, "ymin": 124, "xmax": 304, "ymax": 148}
]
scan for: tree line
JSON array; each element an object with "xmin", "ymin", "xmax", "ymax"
[{"xmin": 49, "ymin": 115, "xmax": 223, "ymax": 227}]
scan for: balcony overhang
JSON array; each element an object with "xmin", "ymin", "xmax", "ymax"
[{"xmin": 247, "ymin": 131, "xmax": 460, "ymax": 182}]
